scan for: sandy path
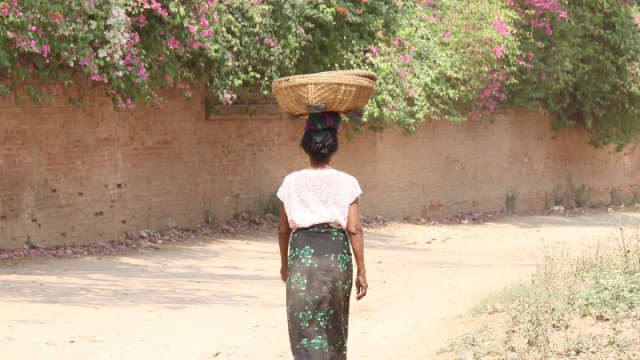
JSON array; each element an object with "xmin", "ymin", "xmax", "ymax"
[{"xmin": 0, "ymin": 212, "xmax": 630, "ymax": 359}]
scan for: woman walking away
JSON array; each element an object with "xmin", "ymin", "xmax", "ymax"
[{"xmin": 277, "ymin": 112, "xmax": 368, "ymax": 360}]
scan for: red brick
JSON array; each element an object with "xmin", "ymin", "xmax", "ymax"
[{"xmin": 1, "ymin": 89, "xmax": 639, "ymax": 248}]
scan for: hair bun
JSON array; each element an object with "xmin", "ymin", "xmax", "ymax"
[{"xmin": 301, "ymin": 128, "xmax": 339, "ymax": 160}]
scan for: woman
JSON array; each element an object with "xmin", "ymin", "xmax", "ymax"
[{"xmin": 277, "ymin": 112, "xmax": 368, "ymax": 360}]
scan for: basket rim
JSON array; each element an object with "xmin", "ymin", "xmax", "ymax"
[
  {"xmin": 315, "ymin": 70, "xmax": 378, "ymax": 82},
  {"xmin": 272, "ymin": 76, "xmax": 376, "ymax": 92},
  {"xmin": 272, "ymin": 71, "xmax": 378, "ymax": 88}
]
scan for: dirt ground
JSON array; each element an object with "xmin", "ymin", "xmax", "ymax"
[{"xmin": 0, "ymin": 211, "xmax": 630, "ymax": 360}]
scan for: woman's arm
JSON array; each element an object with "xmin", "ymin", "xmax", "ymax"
[
  {"xmin": 346, "ymin": 199, "xmax": 368, "ymax": 300},
  {"xmin": 278, "ymin": 202, "xmax": 292, "ymax": 282}
]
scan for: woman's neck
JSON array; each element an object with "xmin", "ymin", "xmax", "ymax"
[{"xmin": 308, "ymin": 159, "xmax": 332, "ymax": 169}]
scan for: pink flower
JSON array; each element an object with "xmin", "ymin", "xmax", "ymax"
[
  {"xmin": 40, "ymin": 44, "xmax": 50, "ymax": 58},
  {"xmin": 369, "ymin": 46, "xmax": 379, "ymax": 56},
  {"xmin": 202, "ymin": 29, "xmax": 212, "ymax": 37},
  {"xmin": 493, "ymin": 44, "xmax": 506, "ymax": 58},
  {"xmin": 167, "ymin": 37, "xmax": 180, "ymax": 49},
  {"xmin": 401, "ymin": 54, "xmax": 411, "ymax": 63},
  {"xmin": 137, "ymin": 67, "xmax": 148, "ymax": 80},
  {"xmin": 443, "ymin": 31, "xmax": 451, "ymax": 40},
  {"xmin": 51, "ymin": 12, "xmax": 63, "ymax": 23},
  {"xmin": 393, "ymin": 37, "xmax": 404, "ymax": 46},
  {"xmin": 298, "ymin": 27, "xmax": 305, "ymax": 34},
  {"xmin": 487, "ymin": 99, "xmax": 498, "ymax": 111},
  {"xmin": 492, "ymin": 17, "xmax": 509, "ymax": 36},
  {"xmin": 130, "ymin": 15, "xmax": 146, "ymax": 27},
  {"xmin": 265, "ymin": 38, "xmax": 278, "ymax": 47},
  {"xmin": 200, "ymin": 17, "xmax": 209, "ymax": 27},
  {"xmin": 188, "ymin": 25, "xmax": 197, "ymax": 34},
  {"xmin": 407, "ymin": 88, "xmax": 416, "ymax": 98}
]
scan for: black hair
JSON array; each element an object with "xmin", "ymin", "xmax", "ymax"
[{"xmin": 300, "ymin": 128, "xmax": 339, "ymax": 161}]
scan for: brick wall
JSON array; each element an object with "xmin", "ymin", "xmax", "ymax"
[{"xmin": 1, "ymin": 89, "xmax": 638, "ymax": 248}]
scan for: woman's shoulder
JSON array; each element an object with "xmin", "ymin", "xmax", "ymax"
[
  {"xmin": 283, "ymin": 168, "xmax": 358, "ymax": 182},
  {"xmin": 331, "ymin": 169, "xmax": 360, "ymax": 183}
]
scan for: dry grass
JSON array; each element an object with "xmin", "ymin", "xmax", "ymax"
[{"xmin": 437, "ymin": 207, "xmax": 640, "ymax": 359}]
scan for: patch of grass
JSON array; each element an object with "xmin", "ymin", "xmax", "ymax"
[
  {"xmin": 551, "ymin": 184, "xmax": 565, "ymax": 207},
  {"xmin": 573, "ymin": 184, "xmax": 590, "ymax": 208},
  {"xmin": 547, "ymin": 175, "xmax": 591, "ymax": 209},
  {"xmin": 257, "ymin": 191, "xmax": 280, "ymax": 217},
  {"xmin": 611, "ymin": 187, "xmax": 626, "ymax": 206},
  {"xmin": 469, "ymin": 283, "xmax": 534, "ymax": 316},
  {"xmin": 632, "ymin": 188, "xmax": 640, "ymax": 205},
  {"xmin": 505, "ymin": 187, "xmax": 518, "ymax": 212},
  {"xmin": 440, "ymin": 208, "xmax": 640, "ymax": 359}
]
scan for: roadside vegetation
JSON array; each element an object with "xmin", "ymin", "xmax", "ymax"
[
  {"xmin": 438, "ymin": 207, "xmax": 640, "ymax": 359},
  {"xmin": 2, "ymin": 1, "xmax": 639, "ymax": 149}
]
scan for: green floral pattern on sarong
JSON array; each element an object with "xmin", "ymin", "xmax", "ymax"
[{"xmin": 286, "ymin": 225, "xmax": 353, "ymax": 360}]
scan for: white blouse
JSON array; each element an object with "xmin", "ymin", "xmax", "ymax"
[{"xmin": 277, "ymin": 169, "xmax": 362, "ymax": 230}]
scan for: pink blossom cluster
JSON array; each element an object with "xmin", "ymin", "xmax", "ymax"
[
  {"xmin": 471, "ymin": 72, "xmax": 507, "ymax": 121},
  {"xmin": 0, "ymin": 0, "xmax": 282, "ymax": 107},
  {"xmin": 140, "ymin": 0, "xmax": 169, "ymax": 17},
  {"xmin": 492, "ymin": 17, "xmax": 509, "ymax": 36},
  {"xmin": 0, "ymin": 0, "xmax": 22, "ymax": 17},
  {"xmin": 509, "ymin": 0, "xmax": 568, "ymax": 36},
  {"xmin": 517, "ymin": 51, "xmax": 536, "ymax": 72}
]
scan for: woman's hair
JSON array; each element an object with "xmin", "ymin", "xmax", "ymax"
[{"xmin": 300, "ymin": 128, "xmax": 339, "ymax": 161}]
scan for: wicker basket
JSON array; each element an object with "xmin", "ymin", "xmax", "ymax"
[
  {"xmin": 316, "ymin": 70, "xmax": 378, "ymax": 82},
  {"xmin": 272, "ymin": 71, "xmax": 377, "ymax": 116}
]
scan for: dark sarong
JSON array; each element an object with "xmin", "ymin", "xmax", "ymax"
[{"xmin": 286, "ymin": 224, "xmax": 353, "ymax": 360}]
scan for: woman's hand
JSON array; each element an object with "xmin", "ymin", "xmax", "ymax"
[
  {"xmin": 355, "ymin": 273, "xmax": 368, "ymax": 300},
  {"xmin": 347, "ymin": 200, "xmax": 367, "ymax": 300}
]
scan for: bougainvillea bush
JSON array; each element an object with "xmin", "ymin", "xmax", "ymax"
[
  {"xmin": 0, "ymin": 0, "xmax": 396, "ymax": 106},
  {"xmin": 1, "ymin": 0, "xmax": 639, "ymax": 149},
  {"xmin": 356, "ymin": 0, "xmax": 640, "ymax": 149}
]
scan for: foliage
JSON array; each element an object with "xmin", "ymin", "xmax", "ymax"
[
  {"xmin": 0, "ymin": 0, "xmax": 396, "ymax": 107},
  {"xmin": 1, "ymin": 0, "xmax": 640, "ymax": 149},
  {"xmin": 352, "ymin": 0, "xmax": 522, "ymax": 133},
  {"xmin": 504, "ymin": 0, "xmax": 640, "ymax": 151},
  {"xmin": 440, "ymin": 208, "xmax": 640, "ymax": 359}
]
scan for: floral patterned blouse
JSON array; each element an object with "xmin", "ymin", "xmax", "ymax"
[{"xmin": 277, "ymin": 168, "xmax": 362, "ymax": 230}]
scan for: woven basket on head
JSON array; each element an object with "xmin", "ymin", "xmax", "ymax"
[{"xmin": 272, "ymin": 71, "xmax": 377, "ymax": 116}]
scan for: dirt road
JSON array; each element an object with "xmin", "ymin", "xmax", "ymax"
[{"xmin": 0, "ymin": 212, "xmax": 627, "ymax": 359}]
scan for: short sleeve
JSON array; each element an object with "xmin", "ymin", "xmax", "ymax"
[
  {"xmin": 348, "ymin": 177, "xmax": 362, "ymax": 204},
  {"xmin": 277, "ymin": 176, "xmax": 289, "ymax": 203}
]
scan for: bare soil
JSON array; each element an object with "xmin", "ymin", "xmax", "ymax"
[{"xmin": 0, "ymin": 211, "xmax": 625, "ymax": 359}]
